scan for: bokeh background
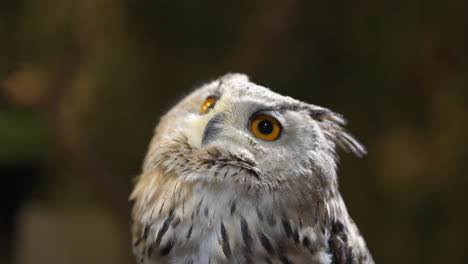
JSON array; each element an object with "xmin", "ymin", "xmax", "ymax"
[{"xmin": 1, "ymin": 1, "xmax": 467, "ymax": 263}]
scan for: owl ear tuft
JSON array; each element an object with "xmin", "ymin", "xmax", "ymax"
[
  {"xmin": 310, "ymin": 109, "xmax": 367, "ymax": 158},
  {"xmin": 219, "ymin": 73, "xmax": 250, "ymax": 83},
  {"xmin": 310, "ymin": 109, "xmax": 347, "ymax": 126}
]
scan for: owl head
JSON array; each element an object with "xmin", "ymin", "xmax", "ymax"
[{"xmin": 143, "ymin": 74, "xmax": 366, "ymax": 197}]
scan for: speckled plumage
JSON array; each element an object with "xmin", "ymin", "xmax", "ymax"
[{"xmin": 130, "ymin": 74, "xmax": 374, "ymax": 264}]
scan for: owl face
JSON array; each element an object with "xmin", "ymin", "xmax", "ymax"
[{"xmin": 144, "ymin": 74, "xmax": 365, "ymax": 193}]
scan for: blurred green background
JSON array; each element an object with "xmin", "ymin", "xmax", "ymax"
[{"xmin": 0, "ymin": 0, "xmax": 467, "ymax": 263}]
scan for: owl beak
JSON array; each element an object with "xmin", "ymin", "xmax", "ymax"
[{"xmin": 201, "ymin": 113, "xmax": 224, "ymax": 147}]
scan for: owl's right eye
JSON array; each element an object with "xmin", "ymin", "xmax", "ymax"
[{"xmin": 200, "ymin": 97, "xmax": 217, "ymax": 115}]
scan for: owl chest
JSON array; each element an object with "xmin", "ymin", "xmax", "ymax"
[{"xmin": 138, "ymin": 187, "xmax": 331, "ymax": 264}]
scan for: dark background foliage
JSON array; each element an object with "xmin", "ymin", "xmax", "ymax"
[{"xmin": 1, "ymin": 1, "xmax": 467, "ymax": 263}]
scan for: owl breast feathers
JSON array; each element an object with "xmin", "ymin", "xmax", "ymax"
[{"xmin": 130, "ymin": 74, "xmax": 374, "ymax": 264}]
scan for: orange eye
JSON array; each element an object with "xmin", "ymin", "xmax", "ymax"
[
  {"xmin": 200, "ymin": 97, "xmax": 217, "ymax": 114},
  {"xmin": 251, "ymin": 114, "xmax": 281, "ymax": 141}
]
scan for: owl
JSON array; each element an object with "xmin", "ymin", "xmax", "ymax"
[{"xmin": 130, "ymin": 74, "xmax": 374, "ymax": 264}]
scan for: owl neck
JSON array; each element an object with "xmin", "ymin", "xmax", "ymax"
[{"xmin": 131, "ymin": 169, "xmax": 367, "ymax": 263}]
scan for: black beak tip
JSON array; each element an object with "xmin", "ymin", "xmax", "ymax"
[{"xmin": 201, "ymin": 113, "xmax": 224, "ymax": 146}]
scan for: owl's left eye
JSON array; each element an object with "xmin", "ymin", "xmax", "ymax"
[
  {"xmin": 200, "ymin": 96, "xmax": 217, "ymax": 114},
  {"xmin": 251, "ymin": 114, "xmax": 281, "ymax": 141}
]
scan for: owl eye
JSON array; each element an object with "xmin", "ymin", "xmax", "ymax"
[
  {"xmin": 251, "ymin": 114, "xmax": 281, "ymax": 141},
  {"xmin": 200, "ymin": 96, "xmax": 217, "ymax": 114}
]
